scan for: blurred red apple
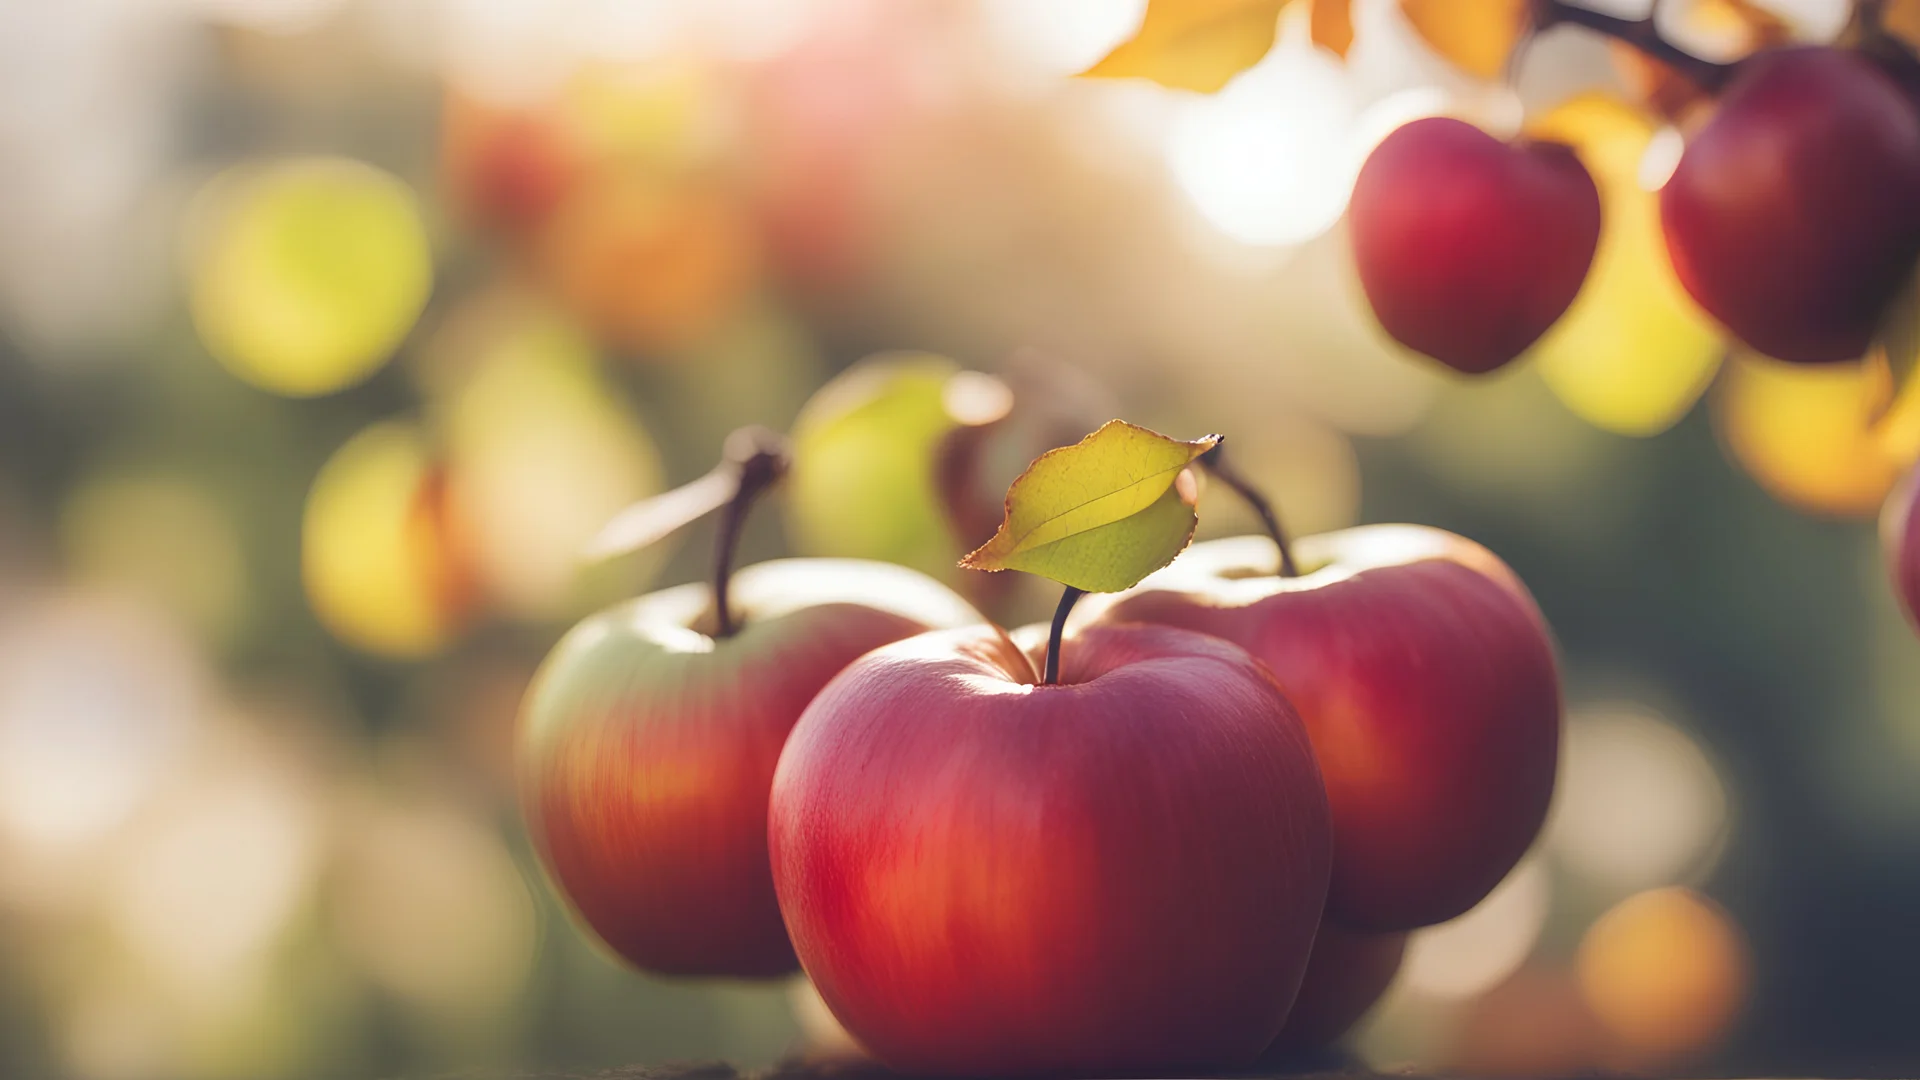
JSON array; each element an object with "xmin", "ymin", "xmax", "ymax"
[
  {"xmin": 1081, "ymin": 526, "xmax": 1561, "ymax": 931},
  {"xmin": 441, "ymin": 92, "xmax": 579, "ymax": 236},
  {"xmin": 769, "ymin": 623, "xmax": 1332, "ymax": 1076},
  {"xmin": 535, "ymin": 171, "xmax": 760, "ymax": 356},
  {"xmin": 1885, "ymin": 462, "xmax": 1920, "ymax": 631},
  {"xmin": 1350, "ymin": 117, "xmax": 1601, "ymax": 375},
  {"xmin": 1661, "ymin": 46, "xmax": 1920, "ymax": 364},
  {"xmin": 1266, "ymin": 924, "xmax": 1406, "ymax": 1055},
  {"xmin": 518, "ymin": 558, "xmax": 978, "ymax": 977},
  {"xmin": 740, "ymin": 3, "xmax": 924, "ymax": 294}
]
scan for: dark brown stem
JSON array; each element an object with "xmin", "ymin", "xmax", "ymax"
[
  {"xmin": 711, "ymin": 426, "xmax": 790, "ymax": 639},
  {"xmin": 1043, "ymin": 585, "xmax": 1087, "ymax": 686},
  {"xmin": 1532, "ymin": 0, "xmax": 1743, "ymax": 94},
  {"xmin": 1199, "ymin": 442, "xmax": 1298, "ymax": 578}
]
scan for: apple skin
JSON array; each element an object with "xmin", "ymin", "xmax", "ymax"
[
  {"xmin": 1349, "ymin": 116, "xmax": 1601, "ymax": 375},
  {"xmin": 517, "ymin": 559, "xmax": 979, "ymax": 977},
  {"xmin": 1885, "ymin": 462, "xmax": 1920, "ymax": 632},
  {"xmin": 769, "ymin": 623, "xmax": 1332, "ymax": 1076},
  {"xmin": 1079, "ymin": 526, "xmax": 1561, "ymax": 931},
  {"xmin": 1266, "ymin": 924, "xmax": 1406, "ymax": 1055},
  {"xmin": 1661, "ymin": 46, "xmax": 1920, "ymax": 364}
]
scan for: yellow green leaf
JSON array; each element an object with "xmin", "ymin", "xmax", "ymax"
[
  {"xmin": 1081, "ymin": 0, "xmax": 1292, "ymax": 94},
  {"xmin": 961, "ymin": 421, "xmax": 1218, "ymax": 592},
  {"xmin": 1399, "ymin": 0, "xmax": 1530, "ymax": 80}
]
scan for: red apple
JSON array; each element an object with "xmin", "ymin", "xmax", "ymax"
[
  {"xmin": 440, "ymin": 91, "xmax": 579, "ymax": 236},
  {"xmin": 1266, "ymin": 925, "xmax": 1406, "ymax": 1054},
  {"xmin": 1349, "ymin": 117, "xmax": 1601, "ymax": 375},
  {"xmin": 517, "ymin": 558, "xmax": 979, "ymax": 977},
  {"xmin": 1661, "ymin": 46, "xmax": 1920, "ymax": 364},
  {"xmin": 1885, "ymin": 461, "xmax": 1920, "ymax": 632},
  {"xmin": 769, "ymin": 623, "xmax": 1332, "ymax": 1076},
  {"xmin": 1080, "ymin": 526, "xmax": 1561, "ymax": 931}
]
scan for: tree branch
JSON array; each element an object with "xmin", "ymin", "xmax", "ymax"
[{"xmin": 1532, "ymin": 0, "xmax": 1743, "ymax": 95}]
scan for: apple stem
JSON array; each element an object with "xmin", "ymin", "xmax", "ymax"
[
  {"xmin": 1043, "ymin": 585, "xmax": 1087, "ymax": 686},
  {"xmin": 711, "ymin": 426, "xmax": 790, "ymax": 639},
  {"xmin": 1532, "ymin": 0, "xmax": 1741, "ymax": 94},
  {"xmin": 1198, "ymin": 443, "xmax": 1299, "ymax": 578}
]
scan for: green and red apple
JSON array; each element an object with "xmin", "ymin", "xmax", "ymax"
[{"xmin": 518, "ymin": 557, "xmax": 979, "ymax": 976}]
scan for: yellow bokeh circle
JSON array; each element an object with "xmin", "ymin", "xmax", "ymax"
[
  {"xmin": 302, "ymin": 420, "xmax": 465, "ymax": 659},
  {"xmin": 1576, "ymin": 886, "xmax": 1750, "ymax": 1064},
  {"xmin": 191, "ymin": 157, "xmax": 433, "ymax": 397}
]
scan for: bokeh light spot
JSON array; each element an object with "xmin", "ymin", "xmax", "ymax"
[
  {"xmin": 1577, "ymin": 886, "xmax": 1751, "ymax": 1064},
  {"xmin": 1168, "ymin": 38, "xmax": 1359, "ymax": 248},
  {"xmin": 1402, "ymin": 858, "xmax": 1551, "ymax": 1001},
  {"xmin": 1546, "ymin": 701, "xmax": 1730, "ymax": 892},
  {"xmin": 190, "ymin": 158, "xmax": 432, "ymax": 398},
  {"xmin": 1527, "ymin": 95, "xmax": 1722, "ymax": 437}
]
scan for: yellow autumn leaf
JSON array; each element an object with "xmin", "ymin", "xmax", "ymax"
[
  {"xmin": 1891, "ymin": 1, "xmax": 1920, "ymax": 54},
  {"xmin": 1716, "ymin": 353, "xmax": 1918, "ymax": 519},
  {"xmin": 1526, "ymin": 95, "xmax": 1723, "ymax": 436},
  {"xmin": 961, "ymin": 421, "xmax": 1218, "ymax": 593},
  {"xmin": 1311, "ymin": 0, "xmax": 1355, "ymax": 56},
  {"xmin": 1082, "ymin": 0, "xmax": 1292, "ymax": 93},
  {"xmin": 1400, "ymin": 0, "xmax": 1530, "ymax": 80}
]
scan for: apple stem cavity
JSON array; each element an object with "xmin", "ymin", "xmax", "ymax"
[
  {"xmin": 1043, "ymin": 585, "xmax": 1088, "ymax": 685},
  {"xmin": 1199, "ymin": 443, "xmax": 1299, "ymax": 578},
  {"xmin": 1531, "ymin": 0, "xmax": 1741, "ymax": 94},
  {"xmin": 711, "ymin": 426, "xmax": 791, "ymax": 639}
]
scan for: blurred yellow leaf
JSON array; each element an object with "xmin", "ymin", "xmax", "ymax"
[
  {"xmin": 1891, "ymin": 1, "xmax": 1920, "ymax": 53},
  {"xmin": 962, "ymin": 421, "xmax": 1217, "ymax": 593},
  {"xmin": 1716, "ymin": 353, "xmax": 1915, "ymax": 518},
  {"xmin": 1691, "ymin": 0, "xmax": 1791, "ymax": 47},
  {"xmin": 191, "ymin": 158, "xmax": 432, "ymax": 398},
  {"xmin": 1400, "ymin": 0, "xmax": 1530, "ymax": 80},
  {"xmin": 1311, "ymin": 0, "xmax": 1355, "ymax": 56},
  {"xmin": 1527, "ymin": 95, "xmax": 1723, "ymax": 436},
  {"xmin": 1082, "ymin": 0, "xmax": 1292, "ymax": 93}
]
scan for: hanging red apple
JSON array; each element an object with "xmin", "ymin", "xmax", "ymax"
[
  {"xmin": 1349, "ymin": 116, "xmax": 1601, "ymax": 375},
  {"xmin": 1661, "ymin": 46, "xmax": 1920, "ymax": 364}
]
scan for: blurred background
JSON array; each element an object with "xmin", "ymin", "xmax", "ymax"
[{"xmin": 0, "ymin": 0, "xmax": 1915, "ymax": 1076}]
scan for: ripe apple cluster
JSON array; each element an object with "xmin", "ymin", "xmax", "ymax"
[
  {"xmin": 1352, "ymin": 44, "xmax": 1920, "ymax": 373},
  {"xmin": 516, "ymin": 435, "xmax": 1562, "ymax": 1074}
]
